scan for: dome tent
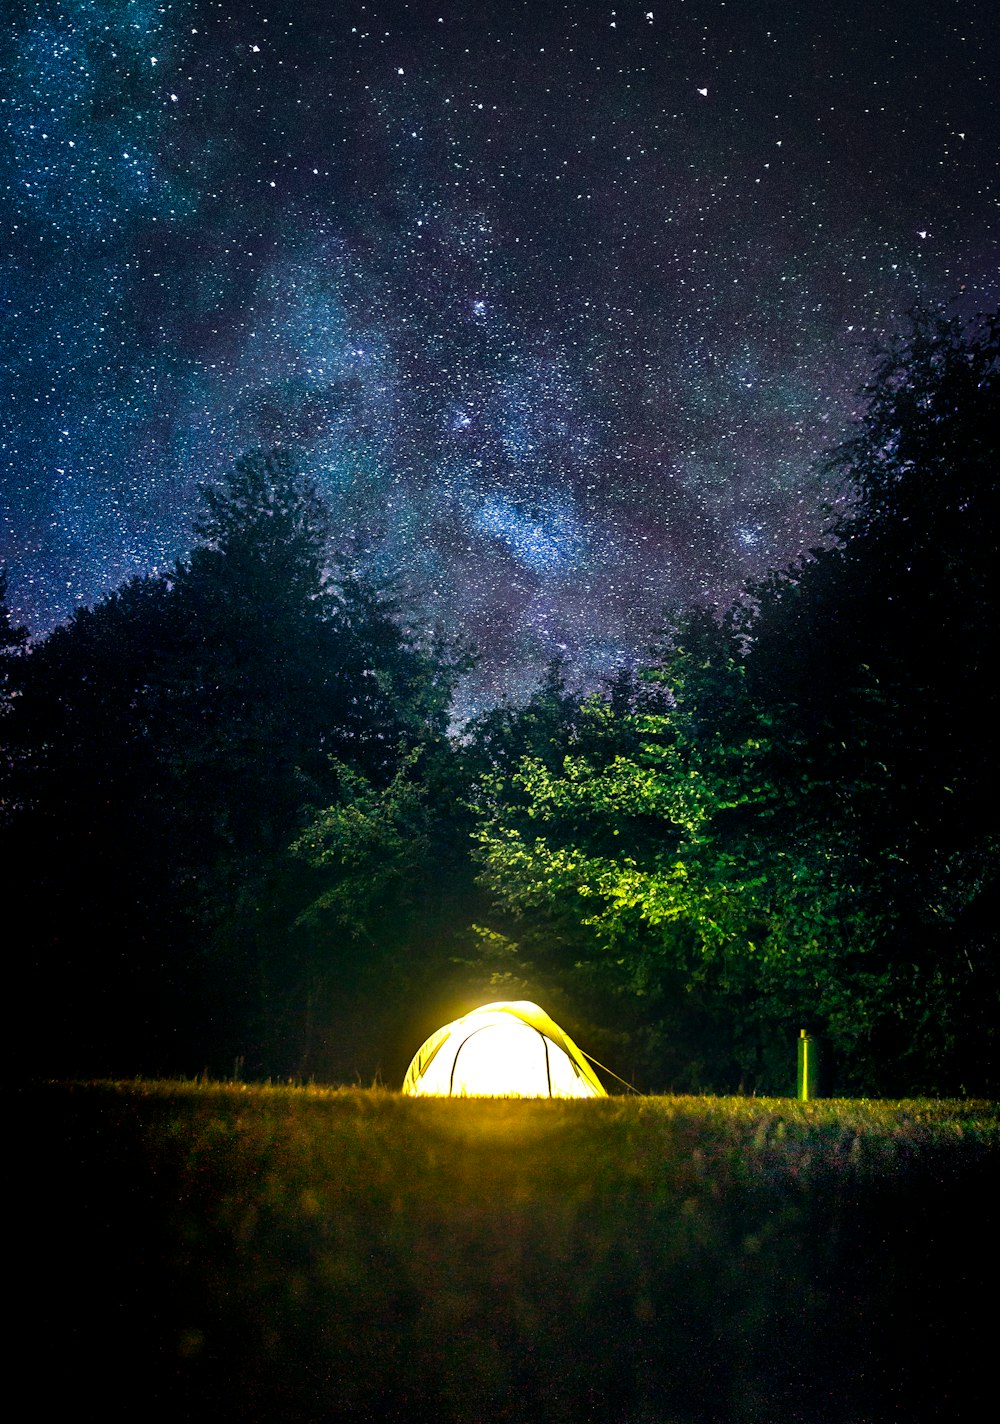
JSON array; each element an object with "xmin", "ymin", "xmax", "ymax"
[{"xmin": 402, "ymin": 1000, "xmax": 607, "ymax": 1098}]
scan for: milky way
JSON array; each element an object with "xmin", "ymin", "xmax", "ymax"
[{"xmin": 2, "ymin": 1, "xmax": 997, "ymax": 711}]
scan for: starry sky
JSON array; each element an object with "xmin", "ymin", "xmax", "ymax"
[{"xmin": 2, "ymin": 1, "xmax": 997, "ymax": 711}]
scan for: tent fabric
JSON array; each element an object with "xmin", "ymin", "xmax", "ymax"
[{"xmin": 401, "ymin": 1000, "xmax": 607, "ymax": 1098}]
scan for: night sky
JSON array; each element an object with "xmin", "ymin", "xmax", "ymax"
[{"xmin": 2, "ymin": 1, "xmax": 997, "ymax": 711}]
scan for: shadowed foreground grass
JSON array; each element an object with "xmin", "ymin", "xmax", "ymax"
[{"xmin": 18, "ymin": 1081, "xmax": 998, "ymax": 1423}]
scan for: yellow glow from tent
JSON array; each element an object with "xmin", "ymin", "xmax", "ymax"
[
  {"xmin": 402, "ymin": 1000, "xmax": 607, "ymax": 1098},
  {"xmin": 450, "ymin": 1019, "xmax": 550, "ymax": 1097}
]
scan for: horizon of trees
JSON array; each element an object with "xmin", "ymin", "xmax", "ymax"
[{"xmin": 3, "ymin": 310, "xmax": 997, "ymax": 1094}]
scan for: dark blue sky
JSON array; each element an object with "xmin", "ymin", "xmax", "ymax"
[{"xmin": 2, "ymin": 0, "xmax": 997, "ymax": 709}]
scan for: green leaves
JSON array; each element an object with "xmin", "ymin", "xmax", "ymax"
[
  {"xmin": 465, "ymin": 312, "xmax": 999, "ymax": 1092},
  {"xmin": 293, "ymin": 754, "xmax": 432, "ymax": 943}
]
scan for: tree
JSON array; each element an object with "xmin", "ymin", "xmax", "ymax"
[
  {"xmin": 461, "ymin": 656, "xmax": 584, "ymax": 778},
  {"xmin": 8, "ymin": 451, "xmax": 468, "ymax": 1078},
  {"xmin": 470, "ymin": 312, "xmax": 999, "ymax": 1093},
  {"xmin": 469, "ymin": 617, "xmax": 804, "ymax": 1090},
  {"xmin": 0, "ymin": 563, "xmax": 27, "ymax": 700},
  {"xmin": 289, "ymin": 744, "xmax": 485, "ymax": 1082},
  {"xmin": 3, "ymin": 574, "xmax": 200, "ymax": 1073},
  {"xmin": 740, "ymin": 311, "xmax": 999, "ymax": 1088},
  {"xmin": 0, "ymin": 563, "xmax": 28, "ymax": 815}
]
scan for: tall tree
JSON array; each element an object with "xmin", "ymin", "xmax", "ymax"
[
  {"xmin": 470, "ymin": 312, "xmax": 999, "ymax": 1093},
  {"xmin": 5, "ymin": 574, "xmax": 195, "ymax": 1073},
  {"xmin": 0, "ymin": 564, "xmax": 27, "ymax": 701},
  {"xmin": 0, "ymin": 563, "xmax": 28, "ymax": 805},
  {"xmin": 739, "ymin": 311, "xmax": 999, "ymax": 1087},
  {"xmin": 9, "ymin": 451, "xmax": 465, "ymax": 1077}
]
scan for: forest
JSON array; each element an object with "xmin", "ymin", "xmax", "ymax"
[{"xmin": 3, "ymin": 312, "xmax": 997, "ymax": 1095}]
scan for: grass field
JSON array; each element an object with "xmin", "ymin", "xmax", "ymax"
[{"xmin": 17, "ymin": 1081, "xmax": 998, "ymax": 1423}]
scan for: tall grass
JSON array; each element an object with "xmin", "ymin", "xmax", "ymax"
[{"xmin": 19, "ymin": 1082, "xmax": 997, "ymax": 1422}]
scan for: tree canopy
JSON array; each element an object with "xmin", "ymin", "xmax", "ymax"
[
  {"xmin": 4, "ymin": 453, "xmax": 463, "ymax": 1077},
  {"xmin": 469, "ymin": 312, "xmax": 999, "ymax": 1093},
  {"xmin": 5, "ymin": 312, "xmax": 997, "ymax": 1092}
]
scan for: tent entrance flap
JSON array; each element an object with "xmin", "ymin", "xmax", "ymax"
[{"xmin": 402, "ymin": 1001, "xmax": 607, "ymax": 1098}]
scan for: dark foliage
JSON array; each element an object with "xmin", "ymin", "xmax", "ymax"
[
  {"xmin": 6, "ymin": 313, "xmax": 997, "ymax": 1092},
  {"xmin": 737, "ymin": 310, "xmax": 999, "ymax": 1088},
  {"xmin": 5, "ymin": 453, "xmax": 461, "ymax": 1078},
  {"xmin": 468, "ymin": 311, "xmax": 999, "ymax": 1093}
]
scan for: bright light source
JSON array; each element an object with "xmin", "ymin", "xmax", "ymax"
[{"xmin": 403, "ymin": 1001, "xmax": 606, "ymax": 1098}]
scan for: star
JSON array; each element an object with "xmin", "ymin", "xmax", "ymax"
[{"xmin": 0, "ymin": 0, "xmax": 995, "ymax": 713}]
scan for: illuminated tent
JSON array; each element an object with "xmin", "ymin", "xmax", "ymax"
[{"xmin": 402, "ymin": 1000, "xmax": 607, "ymax": 1098}]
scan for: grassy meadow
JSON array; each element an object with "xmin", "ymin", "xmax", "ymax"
[{"xmin": 18, "ymin": 1081, "xmax": 998, "ymax": 1423}]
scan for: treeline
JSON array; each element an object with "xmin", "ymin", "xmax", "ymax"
[
  {"xmin": 3, "ymin": 313, "xmax": 997, "ymax": 1093},
  {"xmin": 1, "ymin": 455, "xmax": 471, "ymax": 1082}
]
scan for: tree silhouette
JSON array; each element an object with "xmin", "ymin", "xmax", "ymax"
[
  {"xmin": 469, "ymin": 311, "xmax": 999, "ymax": 1093},
  {"xmin": 8, "ymin": 452, "xmax": 465, "ymax": 1077}
]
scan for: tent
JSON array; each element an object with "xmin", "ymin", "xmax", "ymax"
[{"xmin": 401, "ymin": 1000, "xmax": 607, "ymax": 1098}]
